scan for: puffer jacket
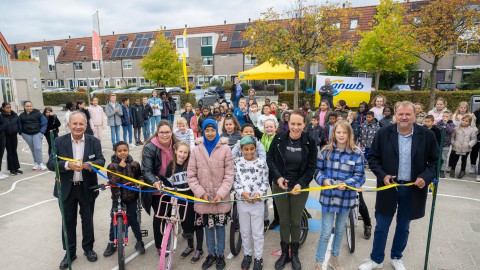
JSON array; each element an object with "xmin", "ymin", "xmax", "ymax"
[
  {"xmin": 359, "ymin": 120, "xmax": 380, "ymax": 148},
  {"xmin": 107, "ymin": 155, "xmax": 141, "ymax": 202},
  {"xmin": 452, "ymin": 126, "xmax": 477, "ymax": 154},
  {"xmin": 187, "ymin": 142, "xmax": 234, "ymax": 215},
  {"xmin": 436, "ymin": 120, "xmax": 456, "ymax": 147},
  {"xmin": 105, "ymin": 102, "xmax": 123, "ymax": 127},
  {"xmin": 0, "ymin": 109, "xmax": 19, "ymax": 135}
]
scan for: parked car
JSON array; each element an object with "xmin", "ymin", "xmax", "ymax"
[
  {"xmin": 166, "ymin": 87, "xmax": 185, "ymax": 93},
  {"xmin": 390, "ymin": 84, "xmax": 412, "ymax": 91},
  {"xmin": 113, "ymin": 88, "xmax": 141, "ymax": 94},
  {"xmin": 43, "ymin": 88, "xmax": 73, "ymax": 93},
  {"xmin": 139, "ymin": 88, "xmax": 154, "ymax": 95},
  {"xmin": 90, "ymin": 88, "xmax": 116, "ymax": 97},
  {"xmin": 436, "ymin": 82, "xmax": 457, "ymax": 91},
  {"xmin": 205, "ymin": 86, "xmax": 226, "ymax": 97},
  {"xmin": 190, "ymin": 89, "xmax": 219, "ymax": 107}
]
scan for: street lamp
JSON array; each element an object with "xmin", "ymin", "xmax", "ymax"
[{"xmin": 83, "ymin": 56, "xmax": 91, "ymax": 104}]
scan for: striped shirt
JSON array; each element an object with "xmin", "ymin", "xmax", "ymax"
[{"xmin": 315, "ymin": 145, "xmax": 366, "ymax": 213}]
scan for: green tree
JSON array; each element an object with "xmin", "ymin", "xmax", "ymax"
[
  {"xmin": 408, "ymin": 0, "xmax": 479, "ymax": 108},
  {"xmin": 140, "ymin": 30, "xmax": 182, "ymax": 87},
  {"xmin": 244, "ymin": 1, "xmax": 350, "ymax": 108},
  {"xmin": 325, "ymin": 54, "xmax": 355, "ymax": 76},
  {"xmin": 353, "ymin": 0, "xmax": 419, "ymax": 90},
  {"xmin": 187, "ymin": 57, "xmax": 208, "ymax": 86},
  {"xmin": 17, "ymin": 50, "xmax": 30, "ymax": 60},
  {"xmin": 464, "ymin": 69, "xmax": 480, "ymax": 90}
]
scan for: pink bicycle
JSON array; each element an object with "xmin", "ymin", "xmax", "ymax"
[{"xmin": 156, "ymin": 185, "xmax": 190, "ymax": 270}]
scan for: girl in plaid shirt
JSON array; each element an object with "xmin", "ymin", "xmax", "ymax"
[{"xmin": 313, "ymin": 120, "xmax": 366, "ymax": 270}]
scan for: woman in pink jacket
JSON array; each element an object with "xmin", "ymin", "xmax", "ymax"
[
  {"xmin": 87, "ymin": 97, "xmax": 104, "ymax": 141},
  {"xmin": 187, "ymin": 119, "xmax": 234, "ymax": 270}
]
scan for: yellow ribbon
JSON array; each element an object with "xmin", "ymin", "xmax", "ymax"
[{"xmin": 55, "ymin": 155, "xmax": 416, "ymax": 204}]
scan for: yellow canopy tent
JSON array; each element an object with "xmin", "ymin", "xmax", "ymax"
[{"xmin": 238, "ymin": 61, "xmax": 305, "ymax": 80}]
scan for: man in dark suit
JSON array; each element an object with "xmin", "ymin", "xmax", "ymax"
[
  {"xmin": 47, "ymin": 111, "xmax": 105, "ymax": 269},
  {"xmin": 359, "ymin": 101, "xmax": 439, "ymax": 270}
]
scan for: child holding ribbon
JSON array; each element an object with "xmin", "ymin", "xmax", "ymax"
[
  {"xmin": 164, "ymin": 141, "xmax": 205, "ymax": 263},
  {"xmin": 103, "ymin": 141, "xmax": 145, "ymax": 257},
  {"xmin": 313, "ymin": 120, "xmax": 366, "ymax": 270},
  {"xmin": 234, "ymin": 136, "xmax": 269, "ymax": 270}
]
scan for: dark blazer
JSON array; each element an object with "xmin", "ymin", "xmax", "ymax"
[
  {"xmin": 267, "ymin": 131, "xmax": 318, "ymax": 189},
  {"xmin": 367, "ymin": 123, "xmax": 439, "ymax": 220},
  {"xmin": 47, "ymin": 134, "xmax": 105, "ymax": 202}
]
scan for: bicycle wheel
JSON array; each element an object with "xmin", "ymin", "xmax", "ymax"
[
  {"xmin": 345, "ymin": 210, "xmax": 355, "ymax": 253},
  {"xmin": 117, "ymin": 215, "xmax": 126, "ymax": 270},
  {"xmin": 137, "ymin": 196, "xmax": 142, "ymax": 226},
  {"xmin": 159, "ymin": 223, "xmax": 175, "ymax": 270},
  {"xmin": 229, "ymin": 202, "xmax": 242, "ymax": 256},
  {"xmin": 299, "ymin": 209, "xmax": 309, "ymax": 248}
]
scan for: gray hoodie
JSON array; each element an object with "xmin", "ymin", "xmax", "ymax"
[{"xmin": 105, "ymin": 102, "xmax": 123, "ymax": 127}]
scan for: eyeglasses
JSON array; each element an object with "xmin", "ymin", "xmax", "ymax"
[{"xmin": 158, "ymin": 131, "xmax": 172, "ymax": 136}]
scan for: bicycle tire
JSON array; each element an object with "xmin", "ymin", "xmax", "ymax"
[
  {"xmin": 299, "ymin": 209, "xmax": 309, "ymax": 248},
  {"xmin": 137, "ymin": 196, "xmax": 142, "ymax": 226},
  {"xmin": 345, "ymin": 210, "xmax": 356, "ymax": 253},
  {"xmin": 159, "ymin": 223, "xmax": 175, "ymax": 270},
  {"xmin": 117, "ymin": 215, "xmax": 126, "ymax": 270},
  {"xmin": 229, "ymin": 202, "xmax": 242, "ymax": 256}
]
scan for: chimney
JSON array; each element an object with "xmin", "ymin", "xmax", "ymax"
[
  {"xmin": 13, "ymin": 45, "xmax": 18, "ymax": 59},
  {"xmin": 185, "ymin": 24, "xmax": 187, "ymax": 28},
  {"xmin": 113, "ymin": 31, "xmax": 115, "ymax": 35},
  {"xmin": 164, "ymin": 26, "xmax": 166, "ymax": 30},
  {"xmin": 342, "ymin": 3, "xmax": 345, "ymax": 8},
  {"xmin": 69, "ymin": 35, "xmax": 71, "ymax": 39},
  {"xmin": 248, "ymin": 18, "xmax": 251, "ymax": 23},
  {"xmin": 224, "ymin": 20, "xmax": 226, "ymax": 25}
]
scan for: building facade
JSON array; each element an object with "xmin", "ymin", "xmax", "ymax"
[
  {"xmin": 0, "ymin": 32, "xmax": 14, "ymax": 104},
  {"xmin": 9, "ymin": 2, "xmax": 480, "ymax": 91}
]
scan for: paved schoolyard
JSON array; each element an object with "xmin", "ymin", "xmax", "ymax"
[{"xmin": 1, "ymin": 106, "xmax": 479, "ymax": 270}]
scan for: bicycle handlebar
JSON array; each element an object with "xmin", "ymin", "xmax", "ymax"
[
  {"xmin": 161, "ymin": 184, "xmax": 190, "ymax": 192},
  {"xmin": 90, "ymin": 182, "xmax": 134, "ymax": 191}
]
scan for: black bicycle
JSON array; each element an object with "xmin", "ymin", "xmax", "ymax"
[{"xmin": 345, "ymin": 194, "xmax": 359, "ymax": 253}]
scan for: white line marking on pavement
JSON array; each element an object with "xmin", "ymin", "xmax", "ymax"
[
  {"xmin": 1, "ymin": 160, "xmax": 36, "ymax": 166},
  {"xmin": 366, "ymin": 177, "xmax": 480, "ymax": 184},
  {"xmin": 364, "ymin": 185, "xmax": 480, "ymax": 202},
  {"xmin": 0, "ymin": 171, "xmax": 51, "ymax": 196},
  {"xmin": 111, "ymin": 240, "xmax": 155, "ymax": 270},
  {"xmin": 0, "ymin": 198, "xmax": 56, "ymax": 219}
]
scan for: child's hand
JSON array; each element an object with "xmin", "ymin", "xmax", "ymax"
[
  {"xmin": 254, "ymin": 192, "xmax": 261, "ymax": 202},
  {"xmin": 119, "ymin": 158, "xmax": 126, "ymax": 168},
  {"xmin": 338, "ymin": 183, "xmax": 347, "ymax": 191},
  {"xmin": 241, "ymin": 192, "xmax": 251, "ymax": 202},
  {"xmin": 201, "ymin": 193, "xmax": 210, "ymax": 201},
  {"xmin": 290, "ymin": 184, "xmax": 302, "ymax": 195},
  {"xmin": 323, "ymin": 179, "xmax": 332, "ymax": 186},
  {"xmin": 212, "ymin": 195, "xmax": 222, "ymax": 203},
  {"xmin": 153, "ymin": 181, "xmax": 162, "ymax": 190}
]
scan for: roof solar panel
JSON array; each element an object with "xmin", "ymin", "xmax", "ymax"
[
  {"xmin": 230, "ymin": 40, "xmax": 242, "ymax": 48},
  {"xmin": 143, "ymin": 47, "xmax": 151, "ymax": 55},
  {"xmin": 241, "ymin": 40, "xmax": 251, "ymax": 47},
  {"xmin": 111, "ymin": 49, "xmax": 118, "ymax": 57},
  {"xmin": 232, "ymin": 31, "xmax": 240, "ymax": 41},
  {"xmin": 144, "ymin": 33, "xmax": 153, "ymax": 39},
  {"xmin": 121, "ymin": 48, "xmax": 128, "ymax": 57},
  {"xmin": 136, "ymin": 47, "xmax": 144, "ymax": 56},
  {"xmin": 134, "ymin": 39, "xmax": 142, "ymax": 47},
  {"xmin": 115, "ymin": 41, "xmax": 122, "ymax": 48},
  {"xmin": 139, "ymin": 39, "xmax": 148, "ymax": 47},
  {"xmin": 234, "ymin": 24, "xmax": 247, "ymax": 31},
  {"xmin": 126, "ymin": 48, "xmax": 134, "ymax": 56},
  {"xmin": 134, "ymin": 33, "xmax": 144, "ymax": 40},
  {"xmin": 132, "ymin": 48, "xmax": 138, "ymax": 56},
  {"xmin": 119, "ymin": 35, "xmax": 128, "ymax": 41}
]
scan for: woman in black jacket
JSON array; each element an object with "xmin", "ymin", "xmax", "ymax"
[
  {"xmin": 76, "ymin": 100, "xmax": 94, "ymax": 135},
  {"xmin": 43, "ymin": 107, "xmax": 61, "ymax": 155},
  {"xmin": 267, "ymin": 109, "xmax": 318, "ymax": 270},
  {"xmin": 1, "ymin": 102, "xmax": 22, "ymax": 176}
]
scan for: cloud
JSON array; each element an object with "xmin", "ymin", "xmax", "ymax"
[{"xmin": 1, "ymin": 0, "xmax": 380, "ymax": 44}]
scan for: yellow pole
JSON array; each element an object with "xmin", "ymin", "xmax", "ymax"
[{"xmin": 182, "ymin": 28, "xmax": 189, "ymax": 93}]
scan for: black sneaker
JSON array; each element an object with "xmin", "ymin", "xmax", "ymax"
[
  {"xmin": 216, "ymin": 254, "xmax": 226, "ymax": 270},
  {"xmin": 103, "ymin": 243, "xmax": 116, "ymax": 257},
  {"xmin": 181, "ymin": 246, "xmax": 194, "ymax": 259},
  {"xmin": 135, "ymin": 240, "xmax": 145, "ymax": 254},
  {"xmin": 457, "ymin": 171, "xmax": 466, "ymax": 179},
  {"xmin": 201, "ymin": 254, "xmax": 216, "ymax": 270},
  {"xmin": 16, "ymin": 169, "xmax": 23, "ymax": 174},
  {"xmin": 10, "ymin": 170, "xmax": 17, "ymax": 176},
  {"xmin": 263, "ymin": 220, "xmax": 270, "ymax": 234},
  {"xmin": 241, "ymin": 255, "xmax": 252, "ymax": 269},
  {"xmin": 253, "ymin": 258, "xmax": 263, "ymax": 270},
  {"xmin": 191, "ymin": 249, "xmax": 204, "ymax": 264},
  {"xmin": 364, "ymin": 225, "xmax": 372, "ymax": 240},
  {"xmin": 268, "ymin": 219, "xmax": 279, "ymax": 230}
]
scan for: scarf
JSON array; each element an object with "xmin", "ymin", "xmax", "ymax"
[
  {"xmin": 151, "ymin": 136, "xmax": 173, "ymax": 177},
  {"xmin": 261, "ymin": 133, "xmax": 275, "ymax": 151},
  {"xmin": 202, "ymin": 119, "xmax": 220, "ymax": 156}
]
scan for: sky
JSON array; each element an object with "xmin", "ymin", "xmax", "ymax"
[{"xmin": 1, "ymin": 0, "xmax": 381, "ymax": 44}]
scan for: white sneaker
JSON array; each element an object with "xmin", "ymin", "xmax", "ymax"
[
  {"xmin": 0, "ymin": 172, "xmax": 8, "ymax": 180},
  {"xmin": 445, "ymin": 167, "xmax": 451, "ymax": 173},
  {"xmin": 470, "ymin": 164, "xmax": 476, "ymax": 174},
  {"xmin": 476, "ymin": 175, "xmax": 480, "ymax": 182},
  {"xmin": 359, "ymin": 259, "xmax": 384, "ymax": 270},
  {"xmin": 391, "ymin": 259, "xmax": 406, "ymax": 270},
  {"xmin": 32, "ymin": 163, "xmax": 39, "ymax": 170},
  {"xmin": 129, "ymin": 143, "xmax": 136, "ymax": 148},
  {"xmin": 39, "ymin": 163, "xmax": 47, "ymax": 171}
]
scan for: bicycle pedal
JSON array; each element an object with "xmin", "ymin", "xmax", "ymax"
[
  {"xmin": 141, "ymin": 230, "xmax": 149, "ymax": 237},
  {"xmin": 358, "ymin": 216, "xmax": 363, "ymax": 220}
]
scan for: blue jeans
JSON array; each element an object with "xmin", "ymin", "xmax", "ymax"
[
  {"xmin": 232, "ymin": 99, "xmax": 239, "ymax": 109},
  {"xmin": 316, "ymin": 211, "xmax": 349, "ymax": 262},
  {"xmin": 151, "ymin": 115, "xmax": 161, "ymax": 135},
  {"xmin": 371, "ymin": 186, "xmax": 411, "ymax": 264},
  {"xmin": 122, "ymin": 125, "xmax": 133, "ymax": 144},
  {"xmin": 109, "ymin": 200, "xmax": 142, "ymax": 242},
  {"xmin": 169, "ymin": 114, "xmax": 174, "ymax": 123},
  {"xmin": 204, "ymin": 225, "xmax": 226, "ymax": 256},
  {"xmin": 110, "ymin": 126, "xmax": 121, "ymax": 145},
  {"xmin": 21, "ymin": 133, "xmax": 43, "ymax": 164},
  {"xmin": 143, "ymin": 120, "xmax": 151, "ymax": 140}
]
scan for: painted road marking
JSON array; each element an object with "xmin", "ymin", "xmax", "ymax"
[
  {"xmin": 0, "ymin": 198, "xmax": 56, "ymax": 219},
  {"xmin": 0, "ymin": 171, "xmax": 51, "ymax": 196},
  {"xmin": 111, "ymin": 240, "xmax": 155, "ymax": 270}
]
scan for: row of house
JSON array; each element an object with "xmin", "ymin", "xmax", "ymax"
[{"xmin": 2, "ymin": 1, "xmax": 480, "ymax": 107}]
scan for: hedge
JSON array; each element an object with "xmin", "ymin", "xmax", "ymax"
[
  {"xmin": 278, "ymin": 90, "xmax": 480, "ymax": 110},
  {"xmin": 43, "ymin": 92, "xmax": 197, "ymax": 109}
]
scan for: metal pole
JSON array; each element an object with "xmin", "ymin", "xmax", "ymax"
[
  {"xmin": 84, "ymin": 57, "xmax": 91, "ymax": 105},
  {"xmin": 50, "ymin": 131, "xmax": 72, "ymax": 270},
  {"xmin": 423, "ymin": 126, "xmax": 445, "ymax": 270}
]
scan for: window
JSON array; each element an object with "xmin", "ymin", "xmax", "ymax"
[
  {"xmin": 91, "ymin": 61, "xmax": 100, "ymax": 70},
  {"xmin": 127, "ymin": 78, "xmax": 137, "ymax": 85},
  {"xmin": 149, "ymin": 40, "xmax": 155, "ymax": 47},
  {"xmin": 47, "ymin": 48, "xmax": 54, "ymax": 56},
  {"xmin": 202, "ymin": 56, "xmax": 213, "ymax": 66},
  {"xmin": 221, "ymin": 54, "xmax": 227, "ymax": 58},
  {"xmin": 333, "ymin": 22, "xmax": 341, "ymax": 29},
  {"xmin": 177, "ymin": 38, "xmax": 187, "ymax": 48},
  {"xmin": 123, "ymin": 60, "xmax": 132, "ymax": 69},
  {"xmin": 221, "ymin": 36, "xmax": 228, "ymax": 42},
  {"xmin": 47, "ymin": 80, "xmax": 54, "ymax": 87},
  {"xmin": 58, "ymin": 80, "xmax": 65, "ymax": 87},
  {"xmin": 90, "ymin": 79, "xmax": 98, "ymax": 87},
  {"xmin": 105, "ymin": 80, "xmax": 110, "ymax": 87},
  {"xmin": 79, "ymin": 45, "xmax": 85, "ymax": 52},
  {"xmin": 74, "ymin": 62, "xmax": 83, "ymax": 71},
  {"xmin": 31, "ymin": 50, "xmax": 39, "ymax": 58},
  {"xmin": 78, "ymin": 80, "xmax": 87, "ymax": 87},
  {"xmin": 349, "ymin": 19, "xmax": 358, "ymax": 30},
  {"xmin": 229, "ymin": 53, "xmax": 236, "ymax": 57},
  {"xmin": 201, "ymin": 36, "xmax": 213, "ymax": 46},
  {"xmin": 140, "ymin": 78, "xmax": 150, "ymax": 86},
  {"xmin": 462, "ymin": 69, "xmax": 479, "ymax": 81},
  {"xmin": 48, "ymin": 64, "xmax": 56, "ymax": 72},
  {"xmin": 244, "ymin": 54, "xmax": 257, "ymax": 65}
]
